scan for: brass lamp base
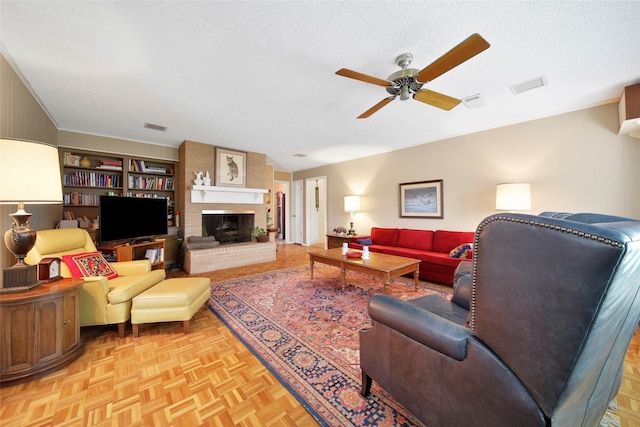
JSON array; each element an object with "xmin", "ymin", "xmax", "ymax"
[
  {"xmin": 347, "ymin": 221, "xmax": 356, "ymax": 236},
  {"xmin": 1, "ymin": 204, "xmax": 40, "ymax": 293}
]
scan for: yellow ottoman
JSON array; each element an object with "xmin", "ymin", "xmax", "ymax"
[{"xmin": 131, "ymin": 277, "xmax": 210, "ymax": 337}]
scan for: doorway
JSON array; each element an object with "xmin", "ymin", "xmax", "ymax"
[
  {"xmin": 274, "ymin": 180, "xmax": 290, "ymax": 242},
  {"xmin": 292, "ymin": 180, "xmax": 303, "ymax": 244},
  {"xmin": 305, "ymin": 177, "xmax": 327, "ymax": 248}
]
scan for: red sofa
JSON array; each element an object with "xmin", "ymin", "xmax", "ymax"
[{"xmin": 348, "ymin": 227, "xmax": 474, "ymax": 285}]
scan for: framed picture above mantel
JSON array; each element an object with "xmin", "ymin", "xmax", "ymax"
[
  {"xmin": 399, "ymin": 179, "xmax": 443, "ymax": 218},
  {"xmin": 215, "ymin": 147, "xmax": 246, "ymax": 188}
]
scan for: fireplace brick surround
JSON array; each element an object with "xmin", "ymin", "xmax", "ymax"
[{"xmin": 178, "ymin": 140, "xmax": 275, "ymax": 273}]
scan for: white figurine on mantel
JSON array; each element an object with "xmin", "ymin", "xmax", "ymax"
[
  {"xmin": 194, "ymin": 171, "xmax": 204, "ymax": 186},
  {"xmin": 203, "ymin": 171, "xmax": 211, "ymax": 186}
]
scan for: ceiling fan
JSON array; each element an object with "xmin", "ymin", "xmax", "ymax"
[{"xmin": 336, "ymin": 33, "xmax": 490, "ymax": 119}]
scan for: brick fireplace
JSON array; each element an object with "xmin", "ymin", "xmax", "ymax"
[
  {"xmin": 178, "ymin": 140, "xmax": 275, "ymax": 274},
  {"xmin": 202, "ymin": 210, "xmax": 254, "ymax": 244}
]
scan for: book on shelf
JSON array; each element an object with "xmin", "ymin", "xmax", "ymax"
[
  {"xmin": 63, "ymin": 152, "xmax": 83, "ymax": 167},
  {"xmin": 129, "ymin": 159, "xmax": 168, "ymax": 174},
  {"xmin": 144, "ymin": 248, "xmax": 164, "ymax": 263}
]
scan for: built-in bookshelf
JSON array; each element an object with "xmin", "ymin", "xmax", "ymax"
[{"xmin": 59, "ymin": 149, "xmax": 177, "ymax": 227}]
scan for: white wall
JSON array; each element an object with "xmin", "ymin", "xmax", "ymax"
[{"xmin": 294, "ymin": 103, "xmax": 640, "ymax": 233}]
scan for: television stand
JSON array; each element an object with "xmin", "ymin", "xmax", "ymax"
[
  {"xmin": 97, "ymin": 239, "xmax": 166, "ymax": 270},
  {"xmin": 130, "ymin": 237, "xmax": 154, "ymax": 244}
]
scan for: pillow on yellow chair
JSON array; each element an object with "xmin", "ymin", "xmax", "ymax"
[{"xmin": 62, "ymin": 252, "xmax": 119, "ymax": 280}]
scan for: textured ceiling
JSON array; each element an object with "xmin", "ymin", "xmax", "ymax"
[{"xmin": 1, "ymin": 1, "xmax": 639, "ymax": 172}]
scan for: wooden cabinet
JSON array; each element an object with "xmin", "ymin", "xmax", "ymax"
[
  {"xmin": 326, "ymin": 234, "xmax": 354, "ymax": 249},
  {"xmin": 59, "ymin": 149, "xmax": 177, "ymax": 227},
  {"xmin": 0, "ymin": 279, "xmax": 85, "ymax": 385},
  {"xmin": 98, "ymin": 239, "xmax": 166, "ymax": 270}
]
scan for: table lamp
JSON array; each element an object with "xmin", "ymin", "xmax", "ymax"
[
  {"xmin": 496, "ymin": 183, "xmax": 531, "ymax": 211},
  {"xmin": 0, "ymin": 138, "xmax": 63, "ymax": 291},
  {"xmin": 344, "ymin": 195, "xmax": 361, "ymax": 236}
]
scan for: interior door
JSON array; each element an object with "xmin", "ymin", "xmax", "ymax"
[
  {"xmin": 293, "ymin": 180, "xmax": 303, "ymax": 244},
  {"xmin": 305, "ymin": 177, "xmax": 326, "ymax": 248}
]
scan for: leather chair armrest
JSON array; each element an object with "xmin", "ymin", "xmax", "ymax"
[
  {"xmin": 368, "ymin": 294, "xmax": 472, "ymax": 360},
  {"xmin": 110, "ymin": 260, "xmax": 152, "ymax": 275},
  {"xmin": 452, "ymin": 274, "xmax": 471, "ymax": 310}
]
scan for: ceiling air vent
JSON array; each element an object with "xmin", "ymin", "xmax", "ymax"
[
  {"xmin": 510, "ymin": 76, "xmax": 548, "ymax": 95},
  {"xmin": 144, "ymin": 122, "xmax": 167, "ymax": 132},
  {"xmin": 462, "ymin": 94, "xmax": 486, "ymax": 108},
  {"xmin": 293, "ymin": 153, "xmax": 307, "ymax": 157}
]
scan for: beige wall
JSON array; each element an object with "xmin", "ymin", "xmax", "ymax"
[
  {"xmin": 294, "ymin": 103, "xmax": 640, "ymax": 234},
  {"xmin": 57, "ymin": 130, "xmax": 179, "ymax": 162},
  {"xmin": 0, "ymin": 54, "xmax": 60, "ymax": 277}
]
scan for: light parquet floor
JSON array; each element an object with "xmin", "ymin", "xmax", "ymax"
[{"xmin": 1, "ymin": 242, "xmax": 639, "ymax": 426}]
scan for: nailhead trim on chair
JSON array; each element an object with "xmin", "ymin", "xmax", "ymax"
[{"xmin": 469, "ymin": 215, "xmax": 625, "ymax": 330}]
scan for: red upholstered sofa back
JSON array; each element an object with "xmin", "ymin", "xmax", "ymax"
[
  {"xmin": 397, "ymin": 229, "xmax": 434, "ymax": 252},
  {"xmin": 432, "ymin": 230, "xmax": 475, "ymax": 254},
  {"xmin": 370, "ymin": 227, "xmax": 400, "ymax": 247}
]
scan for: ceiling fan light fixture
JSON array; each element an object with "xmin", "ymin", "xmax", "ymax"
[
  {"xmin": 400, "ymin": 85, "xmax": 410, "ymax": 101},
  {"xmin": 335, "ymin": 34, "xmax": 490, "ymax": 118}
]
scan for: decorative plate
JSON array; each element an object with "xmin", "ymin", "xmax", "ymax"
[{"xmin": 346, "ymin": 251, "xmax": 362, "ymax": 258}]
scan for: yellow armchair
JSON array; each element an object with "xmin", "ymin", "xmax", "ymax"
[{"xmin": 25, "ymin": 228, "xmax": 166, "ymax": 338}]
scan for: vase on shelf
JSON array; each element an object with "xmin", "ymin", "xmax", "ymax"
[{"xmin": 80, "ymin": 157, "xmax": 91, "ymax": 168}]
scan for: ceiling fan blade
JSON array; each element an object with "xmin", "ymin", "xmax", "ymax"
[
  {"xmin": 415, "ymin": 33, "xmax": 490, "ymax": 83},
  {"xmin": 336, "ymin": 68, "xmax": 392, "ymax": 87},
  {"xmin": 414, "ymin": 90, "xmax": 461, "ymax": 111},
  {"xmin": 358, "ymin": 97, "xmax": 395, "ymax": 119}
]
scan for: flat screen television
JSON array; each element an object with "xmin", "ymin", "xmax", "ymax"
[{"xmin": 98, "ymin": 195, "xmax": 168, "ymax": 244}]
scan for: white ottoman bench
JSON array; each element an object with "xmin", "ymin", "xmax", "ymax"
[{"xmin": 131, "ymin": 277, "xmax": 210, "ymax": 338}]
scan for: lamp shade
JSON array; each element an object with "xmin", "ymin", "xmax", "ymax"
[
  {"xmin": 0, "ymin": 138, "xmax": 63, "ymax": 204},
  {"xmin": 344, "ymin": 195, "xmax": 361, "ymax": 213},
  {"xmin": 496, "ymin": 183, "xmax": 531, "ymax": 211}
]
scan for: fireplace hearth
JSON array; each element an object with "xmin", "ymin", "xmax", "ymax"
[{"xmin": 202, "ymin": 210, "xmax": 254, "ymax": 244}]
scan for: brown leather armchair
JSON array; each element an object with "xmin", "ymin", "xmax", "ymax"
[{"xmin": 360, "ymin": 212, "xmax": 640, "ymax": 427}]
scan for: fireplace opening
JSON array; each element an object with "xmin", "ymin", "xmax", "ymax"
[{"xmin": 202, "ymin": 210, "xmax": 254, "ymax": 244}]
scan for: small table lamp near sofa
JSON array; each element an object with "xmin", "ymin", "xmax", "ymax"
[
  {"xmin": 344, "ymin": 195, "xmax": 360, "ymax": 236},
  {"xmin": 0, "ymin": 138, "xmax": 63, "ymax": 292}
]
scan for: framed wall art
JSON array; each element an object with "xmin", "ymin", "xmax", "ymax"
[
  {"xmin": 215, "ymin": 147, "xmax": 246, "ymax": 188},
  {"xmin": 399, "ymin": 179, "xmax": 443, "ymax": 218}
]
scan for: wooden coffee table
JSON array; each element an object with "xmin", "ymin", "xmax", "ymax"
[{"xmin": 309, "ymin": 248, "xmax": 420, "ymax": 294}]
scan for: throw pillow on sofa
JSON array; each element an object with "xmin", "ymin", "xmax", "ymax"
[
  {"xmin": 449, "ymin": 243, "xmax": 473, "ymax": 258},
  {"xmin": 357, "ymin": 238, "xmax": 373, "ymax": 245},
  {"xmin": 62, "ymin": 252, "xmax": 119, "ymax": 280}
]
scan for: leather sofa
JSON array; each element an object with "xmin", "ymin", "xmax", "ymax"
[
  {"xmin": 348, "ymin": 227, "xmax": 474, "ymax": 284},
  {"xmin": 25, "ymin": 228, "xmax": 166, "ymax": 338},
  {"xmin": 360, "ymin": 212, "xmax": 640, "ymax": 426}
]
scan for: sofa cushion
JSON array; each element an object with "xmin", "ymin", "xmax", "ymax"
[
  {"xmin": 397, "ymin": 229, "xmax": 434, "ymax": 251},
  {"xmin": 62, "ymin": 252, "xmax": 119, "ymax": 280},
  {"xmin": 432, "ymin": 230, "xmax": 475, "ymax": 254},
  {"xmin": 370, "ymin": 227, "xmax": 400, "ymax": 247}
]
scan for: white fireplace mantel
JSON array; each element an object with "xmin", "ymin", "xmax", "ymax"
[{"xmin": 190, "ymin": 185, "xmax": 268, "ymax": 204}]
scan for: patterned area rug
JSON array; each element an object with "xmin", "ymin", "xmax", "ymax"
[{"xmin": 208, "ymin": 265, "xmax": 620, "ymax": 426}]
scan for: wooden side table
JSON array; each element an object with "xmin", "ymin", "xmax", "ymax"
[
  {"xmin": 326, "ymin": 234, "xmax": 354, "ymax": 249},
  {"xmin": 0, "ymin": 278, "xmax": 85, "ymax": 385}
]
